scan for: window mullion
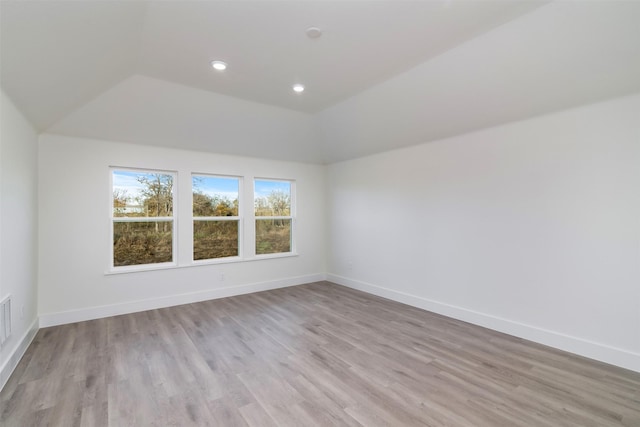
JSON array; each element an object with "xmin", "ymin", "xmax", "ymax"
[
  {"xmin": 193, "ymin": 216, "xmax": 240, "ymax": 221},
  {"xmin": 112, "ymin": 216, "xmax": 174, "ymax": 222}
]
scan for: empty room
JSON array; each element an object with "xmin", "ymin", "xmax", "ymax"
[{"xmin": 1, "ymin": 0, "xmax": 639, "ymax": 425}]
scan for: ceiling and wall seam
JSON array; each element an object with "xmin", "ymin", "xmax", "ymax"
[{"xmin": 2, "ymin": 1, "xmax": 639, "ymax": 164}]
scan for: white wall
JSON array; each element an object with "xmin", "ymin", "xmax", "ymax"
[
  {"xmin": 0, "ymin": 90, "xmax": 39, "ymax": 388},
  {"xmin": 38, "ymin": 134, "xmax": 325, "ymax": 325},
  {"xmin": 326, "ymin": 93, "xmax": 640, "ymax": 372}
]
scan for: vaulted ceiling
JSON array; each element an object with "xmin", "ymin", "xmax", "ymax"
[{"xmin": 2, "ymin": 1, "xmax": 639, "ymax": 164}]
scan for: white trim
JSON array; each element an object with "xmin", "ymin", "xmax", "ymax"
[
  {"xmin": 105, "ymin": 252, "xmax": 299, "ymax": 275},
  {"xmin": 0, "ymin": 317, "xmax": 39, "ymax": 392},
  {"xmin": 39, "ymin": 273, "xmax": 325, "ymax": 328},
  {"xmin": 251, "ymin": 251, "xmax": 298, "ymax": 261},
  {"xmin": 192, "ymin": 255, "xmax": 243, "ymax": 266},
  {"xmin": 105, "ymin": 261, "xmax": 178, "ymax": 275},
  {"xmin": 113, "ymin": 216, "xmax": 173, "ymax": 222},
  {"xmin": 193, "ymin": 216, "xmax": 239, "ymax": 221},
  {"xmin": 327, "ymin": 274, "xmax": 640, "ymax": 373},
  {"xmin": 254, "ymin": 216, "xmax": 292, "ymax": 221}
]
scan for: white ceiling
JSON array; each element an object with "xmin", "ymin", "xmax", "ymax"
[
  {"xmin": 1, "ymin": 0, "xmax": 146, "ymax": 129},
  {"xmin": 136, "ymin": 0, "xmax": 544, "ymax": 113},
  {"xmin": 2, "ymin": 1, "xmax": 639, "ymax": 164}
]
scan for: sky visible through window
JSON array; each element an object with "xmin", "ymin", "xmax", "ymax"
[
  {"xmin": 113, "ymin": 170, "xmax": 165, "ymax": 201},
  {"xmin": 193, "ymin": 175, "xmax": 239, "ymax": 201},
  {"xmin": 114, "ymin": 171, "xmax": 289, "ymax": 202},
  {"xmin": 255, "ymin": 180, "xmax": 290, "ymax": 199}
]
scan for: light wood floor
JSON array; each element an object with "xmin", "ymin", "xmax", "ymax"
[{"xmin": 1, "ymin": 281, "xmax": 639, "ymax": 426}]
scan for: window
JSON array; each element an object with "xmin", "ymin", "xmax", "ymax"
[
  {"xmin": 109, "ymin": 170, "xmax": 296, "ymax": 272},
  {"xmin": 193, "ymin": 175, "xmax": 241, "ymax": 260},
  {"xmin": 254, "ymin": 179, "xmax": 294, "ymax": 255},
  {"xmin": 111, "ymin": 169, "xmax": 175, "ymax": 268}
]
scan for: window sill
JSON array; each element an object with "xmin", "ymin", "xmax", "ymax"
[{"xmin": 105, "ymin": 252, "xmax": 298, "ymax": 275}]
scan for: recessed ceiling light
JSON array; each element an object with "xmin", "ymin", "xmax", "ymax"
[
  {"xmin": 306, "ymin": 27, "xmax": 322, "ymax": 39},
  {"xmin": 211, "ymin": 60, "xmax": 227, "ymax": 71},
  {"xmin": 293, "ymin": 84, "xmax": 305, "ymax": 93}
]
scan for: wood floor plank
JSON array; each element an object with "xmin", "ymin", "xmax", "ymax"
[
  {"xmin": 238, "ymin": 402, "xmax": 278, "ymax": 427},
  {"xmin": 1, "ymin": 281, "xmax": 639, "ymax": 426}
]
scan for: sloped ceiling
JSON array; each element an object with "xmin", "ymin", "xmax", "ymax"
[
  {"xmin": 48, "ymin": 75, "xmax": 323, "ymax": 163},
  {"xmin": 0, "ymin": 1, "xmax": 146, "ymax": 129},
  {"xmin": 2, "ymin": 1, "xmax": 639, "ymax": 164}
]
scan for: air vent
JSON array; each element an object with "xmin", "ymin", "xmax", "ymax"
[{"xmin": 0, "ymin": 295, "xmax": 11, "ymax": 347}]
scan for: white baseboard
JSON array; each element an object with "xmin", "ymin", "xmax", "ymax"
[
  {"xmin": 327, "ymin": 274, "xmax": 640, "ymax": 373},
  {"xmin": 0, "ymin": 317, "xmax": 39, "ymax": 391},
  {"xmin": 39, "ymin": 273, "xmax": 326, "ymax": 328}
]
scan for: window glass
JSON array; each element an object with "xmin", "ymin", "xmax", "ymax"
[
  {"xmin": 193, "ymin": 176, "xmax": 239, "ymax": 217},
  {"xmin": 192, "ymin": 175, "xmax": 240, "ymax": 260},
  {"xmin": 255, "ymin": 179, "xmax": 293, "ymax": 255},
  {"xmin": 112, "ymin": 169, "xmax": 175, "ymax": 268},
  {"xmin": 254, "ymin": 180, "xmax": 291, "ymax": 216},
  {"xmin": 113, "ymin": 222, "xmax": 173, "ymax": 266},
  {"xmin": 256, "ymin": 218, "xmax": 291, "ymax": 255},
  {"xmin": 193, "ymin": 221, "xmax": 239, "ymax": 260}
]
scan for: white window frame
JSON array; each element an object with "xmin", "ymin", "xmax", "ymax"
[
  {"xmin": 109, "ymin": 167, "xmax": 178, "ymax": 273},
  {"xmin": 254, "ymin": 178, "xmax": 296, "ymax": 257},
  {"xmin": 192, "ymin": 173, "xmax": 243, "ymax": 264}
]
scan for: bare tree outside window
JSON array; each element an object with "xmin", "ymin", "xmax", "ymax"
[
  {"xmin": 255, "ymin": 180, "xmax": 293, "ymax": 255},
  {"xmin": 192, "ymin": 175, "xmax": 240, "ymax": 260},
  {"xmin": 112, "ymin": 170, "xmax": 175, "ymax": 267}
]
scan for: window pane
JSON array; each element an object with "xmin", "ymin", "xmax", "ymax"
[
  {"xmin": 113, "ymin": 170, "xmax": 173, "ymax": 217},
  {"xmin": 193, "ymin": 220, "xmax": 239, "ymax": 260},
  {"xmin": 255, "ymin": 180, "xmax": 291, "ymax": 216},
  {"xmin": 113, "ymin": 221, "xmax": 173, "ymax": 266},
  {"xmin": 256, "ymin": 219, "xmax": 291, "ymax": 254},
  {"xmin": 193, "ymin": 175, "xmax": 239, "ymax": 217}
]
